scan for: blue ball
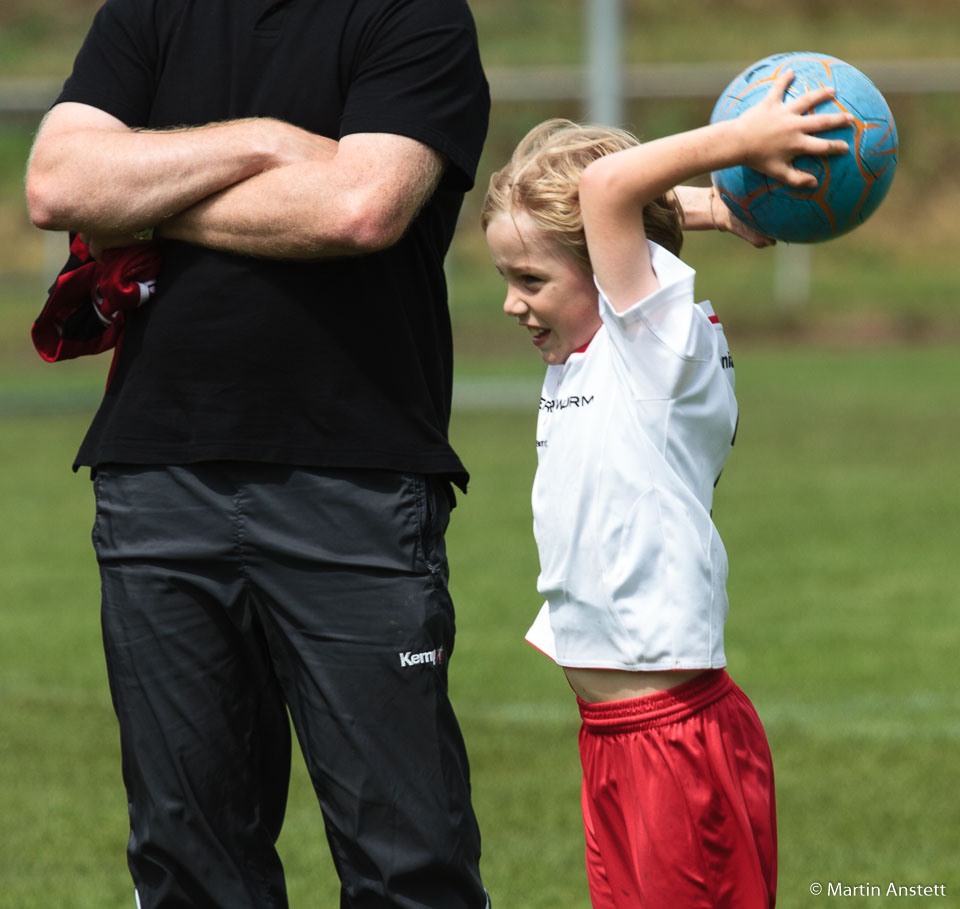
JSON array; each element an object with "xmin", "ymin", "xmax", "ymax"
[{"xmin": 710, "ymin": 52, "xmax": 898, "ymax": 243}]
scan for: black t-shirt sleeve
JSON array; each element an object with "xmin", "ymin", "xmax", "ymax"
[
  {"xmin": 338, "ymin": 0, "xmax": 489, "ymax": 191},
  {"xmin": 55, "ymin": 0, "xmax": 156, "ymax": 127}
]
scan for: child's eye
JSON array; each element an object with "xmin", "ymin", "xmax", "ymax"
[{"xmin": 521, "ymin": 275, "xmax": 544, "ymax": 288}]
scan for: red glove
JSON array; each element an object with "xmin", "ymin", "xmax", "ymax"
[{"xmin": 91, "ymin": 243, "xmax": 163, "ymax": 325}]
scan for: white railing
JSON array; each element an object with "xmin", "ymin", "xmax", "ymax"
[{"xmin": 3, "ymin": 58, "xmax": 959, "ymax": 120}]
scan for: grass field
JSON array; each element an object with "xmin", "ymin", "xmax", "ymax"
[{"xmin": 1, "ymin": 346, "xmax": 958, "ymax": 908}]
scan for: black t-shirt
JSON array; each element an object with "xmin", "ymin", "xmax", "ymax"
[{"xmin": 58, "ymin": 0, "xmax": 489, "ymax": 490}]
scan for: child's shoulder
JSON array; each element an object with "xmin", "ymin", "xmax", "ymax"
[
  {"xmin": 595, "ymin": 241, "xmax": 722, "ymax": 365},
  {"xmin": 597, "ymin": 241, "xmax": 696, "ymax": 324},
  {"xmin": 648, "ymin": 240, "xmax": 696, "ymax": 288}
]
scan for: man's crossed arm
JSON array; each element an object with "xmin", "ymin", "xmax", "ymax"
[{"xmin": 26, "ymin": 102, "xmax": 446, "ymax": 260}]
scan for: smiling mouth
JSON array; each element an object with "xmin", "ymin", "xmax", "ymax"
[{"xmin": 525, "ymin": 325, "xmax": 551, "ymax": 346}]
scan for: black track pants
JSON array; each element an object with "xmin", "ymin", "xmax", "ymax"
[{"xmin": 93, "ymin": 463, "xmax": 487, "ymax": 909}]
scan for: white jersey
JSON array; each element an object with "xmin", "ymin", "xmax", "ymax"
[{"xmin": 525, "ymin": 242, "xmax": 738, "ymax": 670}]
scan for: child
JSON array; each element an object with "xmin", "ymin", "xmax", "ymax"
[{"xmin": 481, "ymin": 71, "xmax": 852, "ymax": 908}]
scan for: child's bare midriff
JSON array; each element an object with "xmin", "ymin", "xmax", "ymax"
[{"xmin": 564, "ymin": 667, "xmax": 707, "ymax": 703}]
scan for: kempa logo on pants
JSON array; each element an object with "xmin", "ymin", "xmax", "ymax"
[{"xmin": 398, "ymin": 647, "xmax": 446, "ymax": 668}]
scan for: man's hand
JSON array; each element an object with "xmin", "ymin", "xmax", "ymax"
[
  {"xmin": 258, "ymin": 118, "xmax": 339, "ymax": 170},
  {"xmin": 80, "ymin": 231, "xmax": 151, "ymax": 262}
]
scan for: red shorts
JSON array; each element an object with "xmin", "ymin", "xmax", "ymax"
[{"xmin": 578, "ymin": 670, "xmax": 777, "ymax": 908}]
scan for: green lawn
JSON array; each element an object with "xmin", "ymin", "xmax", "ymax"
[{"xmin": 0, "ymin": 346, "xmax": 957, "ymax": 908}]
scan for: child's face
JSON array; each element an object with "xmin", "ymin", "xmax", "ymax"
[{"xmin": 485, "ymin": 210, "xmax": 600, "ymax": 366}]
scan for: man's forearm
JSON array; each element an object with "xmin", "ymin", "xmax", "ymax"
[
  {"xmin": 29, "ymin": 104, "xmax": 444, "ymax": 261},
  {"xmin": 161, "ymin": 133, "xmax": 444, "ymax": 260},
  {"xmin": 161, "ymin": 163, "xmax": 356, "ymax": 260},
  {"xmin": 26, "ymin": 105, "xmax": 332, "ymax": 236}
]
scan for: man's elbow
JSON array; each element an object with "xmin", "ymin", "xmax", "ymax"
[
  {"xmin": 25, "ymin": 169, "xmax": 71, "ymax": 232},
  {"xmin": 333, "ymin": 200, "xmax": 412, "ymax": 255},
  {"xmin": 25, "ymin": 173, "xmax": 56, "ymax": 231}
]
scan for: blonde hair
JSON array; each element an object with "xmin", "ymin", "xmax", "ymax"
[{"xmin": 481, "ymin": 118, "xmax": 684, "ymax": 271}]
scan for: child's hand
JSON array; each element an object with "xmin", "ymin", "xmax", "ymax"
[
  {"xmin": 737, "ymin": 69, "xmax": 854, "ymax": 188},
  {"xmin": 673, "ymin": 185, "xmax": 776, "ymax": 248},
  {"xmin": 710, "ymin": 189, "xmax": 777, "ymax": 248}
]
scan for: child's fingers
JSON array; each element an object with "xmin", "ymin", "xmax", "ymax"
[
  {"xmin": 766, "ymin": 69, "xmax": 797, "ymax": 99},
  {"xmin": 780, "ymin": 165, "xmax": 821, "ymax": 189},
  {"xmin": 787, "ymin": 85, "xmax": 837, "ymax": 114},
  {"xmin": 802, "ymin": 112, "xmax": 855, "ymax": 135},
  {"xmin": 804, "ymin": 136, "xmax": 850, "ymax": 158}
]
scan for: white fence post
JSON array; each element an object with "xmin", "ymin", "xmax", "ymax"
[
  {"xmin": 585, "ymin": 0, "xmax": 623, "ymax": 126},
  {"xmin": 773, "ymin": 244, "xmax": 813, "ymax": 308}
]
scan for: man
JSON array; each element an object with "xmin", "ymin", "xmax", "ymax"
[{"xmin": 26, "ymin": 1, "xmax": 490, "ymax": 906}]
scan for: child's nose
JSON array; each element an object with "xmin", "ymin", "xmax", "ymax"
[{"xmin": 503, "ymin": 290, "xmax": 527, "ymax": 316}]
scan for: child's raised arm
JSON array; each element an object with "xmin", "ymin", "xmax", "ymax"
[{"xmin": 578, "ymin": 69, "xmax": 854, "ymax": 311}]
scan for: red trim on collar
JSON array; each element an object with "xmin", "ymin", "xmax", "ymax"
[
  {"xmin": 573, "ymin": 326, "xmax": 601, "ymax": 355},
  {"xmin": 708, "ymin": 314, "xmax": 720, "ymax": 324}
]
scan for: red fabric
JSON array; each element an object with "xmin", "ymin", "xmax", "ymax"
[
  {"xmin": 578, "ymin": 670, "xmax": 778, "ymax": 909},
  {"xmin": 31, "ymin": 236, "xmax": 161, "ymax": 363},
  {"xmin": 94, "ymin": 243, "xmax": 162, "ymax": 321}
]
